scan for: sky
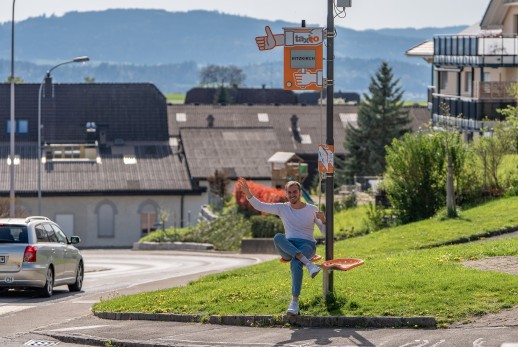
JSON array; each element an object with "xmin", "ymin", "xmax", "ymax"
[{"xmin": 0, "ymin": 0, "xmax": 490, "ymax": 30}]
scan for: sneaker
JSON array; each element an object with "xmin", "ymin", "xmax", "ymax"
[
  {"xmin": 279, "ymin": 257, "xmax": 292, "ymax": 263},
  {"xmin": 286, "ymin": 301, "xmax": 299, "ymax": 316},
  {"xmin": 307, "ymin": 262, "xmax": 321, "ymax": 279}
]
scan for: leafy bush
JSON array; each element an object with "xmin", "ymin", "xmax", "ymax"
[
  {"xmin": 383, "ymin": 132, "xmax": 447, "ymax": 224},
  {"xmin": 250, "ymin": 215, "xmax": 284, "ymax": 238},
  {"xmin": 234, "ymin": 181, "xmax": 287, "ymax": 215}
]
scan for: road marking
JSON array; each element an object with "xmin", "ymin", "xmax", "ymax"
[
  {"xmin": 47, "ymin": 325, "xmax": 111, "ymax": 332},
  {"xmin": 71, "ymin": 300, "xmax": 98, "ymax": 304},
  {"xmin": 0, "ymin": 305, "xmax": 33, "ymax": 315}
]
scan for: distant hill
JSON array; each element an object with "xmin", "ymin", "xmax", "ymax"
[{"xmin": 0, "ymin": 9, "xmax": 466, "ymax": 99}]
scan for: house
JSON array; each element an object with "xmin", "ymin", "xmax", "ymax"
[
  {"xmin": 0, "ymin": 82, "xmax": 430, "ymax": 248},
  {"xmin": 406, "ymin": 0, "xmax": 518, "ymax": 137},
  {"xmin": 0, "ymin": 82, "xmax": 204, "ymax": 248}
]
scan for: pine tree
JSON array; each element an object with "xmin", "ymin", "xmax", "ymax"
[{"xmin": 339, "ymin": 62, "xmax": 411, "ymax": 183}]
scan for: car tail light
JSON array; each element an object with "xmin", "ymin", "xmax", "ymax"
[{"xmin": 23, "ymin": 246, "xmax": 37, "ymax": 262}]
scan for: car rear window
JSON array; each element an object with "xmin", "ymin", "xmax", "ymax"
[{"xmin": 0, "ymin": 225, "xmax": 28, "ymax": 243}]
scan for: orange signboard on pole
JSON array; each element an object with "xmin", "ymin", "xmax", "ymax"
[{"xmin": 283, "ymin": 27, "xmax": 323, "ymax": 91}]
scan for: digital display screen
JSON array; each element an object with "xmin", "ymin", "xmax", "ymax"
[{"xmin": 290, "ymin": 49, "xmax": 316, "ymax": 69}]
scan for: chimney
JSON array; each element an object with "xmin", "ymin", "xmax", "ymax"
[
  {"xmin": 207, "ymin": 114, "xmax": 215, "ymax": 128},
  {"xmin": 290, "ymin": 114, "xmax": 302, "ymax": 143}
]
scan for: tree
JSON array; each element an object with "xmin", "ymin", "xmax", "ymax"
[
  {"xmin": 338, "ymin": 62, "xmax": 411, "ymax": 183},
  {"xmin": 199, "ymin": 64, "xmax": 245, "ymax": 88},
  {"xmin": 84, "ymin": 76, "xmax": 96, "ymax": 83},
  {"xmin": 5, "ymin": 76, "xmax": 24, "ymax": 84}
]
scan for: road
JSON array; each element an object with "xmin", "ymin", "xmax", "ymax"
[
  {"xmin": 1, "ymin": 250, "xmax": 517, "ymax": 347},
  {"xmin": 0, "ymin": 249, "xmax": 266, "ymax": 346}
]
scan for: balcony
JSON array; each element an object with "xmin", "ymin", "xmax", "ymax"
[
  {"xmin": 434, "ymin": 35, "xmax": 518, "ymax": 66},
  {"xmin": 431, "ymin": 95, "xmax": 509, "ymax": 126}
]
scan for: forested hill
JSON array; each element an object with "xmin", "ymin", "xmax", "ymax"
[{"xmin": 0, "ymin": 9, "xmax": 467, "ymax": 98}]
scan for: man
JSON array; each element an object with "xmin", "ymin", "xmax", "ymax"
[{"xmin": 237, "ymin": 177, "xmax": 326, "ymax": 315}]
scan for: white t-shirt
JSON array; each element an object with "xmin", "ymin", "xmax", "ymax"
[{"xmin": 247, "ymin": 196, "xmax": 326, "ymax": 241}]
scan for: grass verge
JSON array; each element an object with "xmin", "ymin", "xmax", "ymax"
[{"xmin": 93, "ymin": 196, "xmax": 518, "ymax": 326}]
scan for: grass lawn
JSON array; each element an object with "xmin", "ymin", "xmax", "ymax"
[
  {"xmin": 164, "ymin": 93, "xmax": 185, "ymax": 104},
  {"xmin": 93, "ymin": 196, "xmax": 518, "ymax": 326}
]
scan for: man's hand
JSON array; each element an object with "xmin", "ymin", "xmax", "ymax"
[
  {"xmin": 237, "ymin": 177, "xmax": 253, "ymax": 199},
  {"xmin": 315, "ymin": 211, "xmax": 326, "ymax": 224}
]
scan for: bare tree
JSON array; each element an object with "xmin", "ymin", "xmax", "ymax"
[{"xmin": 199, "ymin": 65, "xmax": 245, "ymax": 88}]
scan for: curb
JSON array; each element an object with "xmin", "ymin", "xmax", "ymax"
[{"xmin": 94, "ymin": 311, "xmax": 437, "ymax": 329}]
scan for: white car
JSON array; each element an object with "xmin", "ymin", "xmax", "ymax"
[{"xmin": 0, "ymin": 216, "xmax": 84, "ymax": 297}]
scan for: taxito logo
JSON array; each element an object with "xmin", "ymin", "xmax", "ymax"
[{"xmin": 295, "ymin": 34, "xmax": 321, "ymax": 45}]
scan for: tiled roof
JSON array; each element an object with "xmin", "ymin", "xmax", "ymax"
[
  {"xmin": 180, "ymin": 128, "xmax": 280, "ymax": 179},
  {"xmin": 0, "ymin": 143, "xmax": 193, "ymax": 195},
  {"xmin": 0, "ymin": 83, "xmax": 168, "ymax": 144},
  {"xmin": 168, "ymin": 104, "xmax": 356, "ymax": 155}
]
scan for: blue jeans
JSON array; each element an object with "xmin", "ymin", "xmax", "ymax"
[{"xmin": 273, "ymin": 233, "xmax": 316, "ymax": 296}]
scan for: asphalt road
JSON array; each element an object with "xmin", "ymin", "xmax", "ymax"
[
  {"xmin": 0, "ymin": 249, "xmax": 268, "ymax": 346},
  {"xmin": 1, "ymin": 249, "xmax": 517, "ymax": 347}
]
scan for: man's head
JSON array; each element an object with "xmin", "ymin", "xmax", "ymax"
[{"xmin": 285, "ymin": 181, "xmax": 302, "ymax": 205}]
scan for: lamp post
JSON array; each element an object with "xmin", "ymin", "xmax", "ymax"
[
  {"xmin": 37, "ymin": 56, "xmax": 90, "ymax": 215},
  {"xmin": 9, "ymin": 0, "xmax": 16, "ymax": 217}
]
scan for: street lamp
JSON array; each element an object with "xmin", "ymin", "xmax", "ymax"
[
  {"xmin": 37, "ymin": 56, "xmax": 90, "ymax": 215},
  {"xmin": 9, "ymin": 0, "xmax": 16, "ymax": 217}
]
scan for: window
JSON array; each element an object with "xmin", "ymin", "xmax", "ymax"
[
  {"xmin": 51, "ymin": 224, "xmax": 68, "ymax": 243},
  {"xmin": 139, "ymin": 201, "xmax": 158, "ymax": 235},
  {"xmin": 440, "ymin": 71, "xmax": 449, "ymax": 91},
  {"xmin": 43, "ymin": 223, "xmax": 58, "ymax": 242},
  {"xmin": 35, "ymin": 225, "xmax": 48, "ymax": 242},
  {"xmin": 464, "ymin": 72, "xmax": 472, "ymax": 93},
  {"xmin": 258, "ymin": 113, "xmax": 269, "ymax": 122},
  {"xmin": 6, "ymin": 119, "xmax": 29, "ymax": 134}
]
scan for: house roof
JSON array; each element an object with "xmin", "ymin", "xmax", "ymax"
[
  {"xmin": 169, "ymin": 104, "xmax": 354, "ymax": 156},
  {"xmin": 480, "ymin": 0, "xmax": 506, "ymax": 30},
  {"xmin": 0, "ymin": 142, "xmax": 194, "ymax": 195},
  {"xmin": 267, "ymin": 152, "xmax": 301, "ymax": 164},
  {"xmin": 180, "ymin": 127, "xmax": 280, "ymax": 179},
  {"xmin": 0, "ymin": 83, "xmax": 169, "ymax": 144},
  {"xmin": 184, "ymin": 87, "xmax": 298, "ymax": 105},
  {"xmin": 0, "ymin": 83, "xmax": 195, "ymax": 196}
]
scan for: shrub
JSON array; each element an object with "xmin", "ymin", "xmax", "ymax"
[
  {"xmin": 250, "ymin": 215, "xmax": 284, "ymax": 238},
  {"xmin": 234, "ymin": 181, "xmax": 287, "ymax": 215}
]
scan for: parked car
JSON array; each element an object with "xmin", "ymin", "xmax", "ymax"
[{"xmin": 0, "ymin": 216, "xmax": 84, "ymax": 297}]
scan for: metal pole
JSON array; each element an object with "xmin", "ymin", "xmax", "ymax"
[
  {"xmin": 37, "ymin": 56, "xmax": 89, "ymax": 215},
  {"xmin": 37, "ymin": 79, "xmax": 44, "ymax": 215},
  {"xmin": 324, "ymin": 0, "xmax": 335, "ymax": 298},
  {"xmin": 9, "ymin": 0, "xmax": 16, "ymax": 217}
]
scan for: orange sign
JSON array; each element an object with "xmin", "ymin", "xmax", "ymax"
[
  {"xmin": 318, "ymin": 145, "xmax": 334, "ymax": 173},
  {"xmin": 283, "ymin": 27, "xmax": 323, "ymax": 91}
]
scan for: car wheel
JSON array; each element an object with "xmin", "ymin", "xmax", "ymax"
[
  {"xmin": 38, "ymin": 267, "xmax": 54, "ymax": 297},
  {"xmin": 68, "ymin": 261, "xmax": 84, "ymax": 292}
]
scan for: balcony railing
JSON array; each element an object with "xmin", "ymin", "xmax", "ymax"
[
  {"xmin": 431, "ymin": 95, "xmax": 510, "ymax": 125},
  {"xmin": 434, "ymin": 35, "xmax": 518, "ymax": 66},
  {"xmin": 473, "ymin": 81, "xmax": 515, "ymax": 100}
]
